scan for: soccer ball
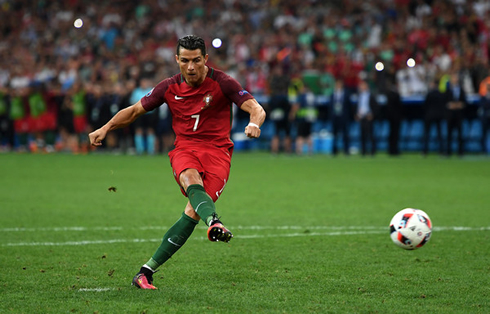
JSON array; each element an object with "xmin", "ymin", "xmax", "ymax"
[{"xmin": 389, "ymin": 208, "xmax": 432, "ymax": 250}]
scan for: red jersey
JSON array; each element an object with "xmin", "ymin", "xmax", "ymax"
[{"xmin": 141, "ymin": 67, "xmax": 254, "ymax": 149}]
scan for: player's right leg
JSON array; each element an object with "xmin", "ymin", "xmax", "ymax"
[
  {"xmin": 170, "ymin": 148, "xmax": 234, "ymax": 242},
  {"xmin": 185, "ymin": 183, "xmax": 233, "ymax": 242},
  {"xmin": 181, "ymin": 168, "xmax": 233, "ymax": 242},
  {"xmin": 207, "ymin": 214, "xmax": 233, "ymax": 242}
]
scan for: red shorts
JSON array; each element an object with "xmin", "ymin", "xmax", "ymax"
[{"xmin": 168, "ymin": 144, "xmax": 233, "ymax": 202}]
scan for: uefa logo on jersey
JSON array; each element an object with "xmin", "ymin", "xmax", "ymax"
[
  {"xmin": 239, "ymin": 90, "xmax": 249, "ymax": 96},
  {"xmin": 201, "ymin": 93, "xmax": 213, "ymax": 110}
]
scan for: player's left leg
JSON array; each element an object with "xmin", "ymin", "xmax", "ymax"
[{"xmin": 132, "ymin": 210, "xmax": 199, "ymax": 289}]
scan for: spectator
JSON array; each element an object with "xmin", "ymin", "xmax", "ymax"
[
  {"xmin": 27, "ymin": 83, "xmax": 58, "ymax": 153},
  {"xmin": 0, "ymin": 87, "xmax": 13, "ymax": 150},
  {"xmin": 479, "ymin": 81, "xmax": 490, "ymax": 154},
  {"xmin": 100, "ymin": 82, "xmax": 128, "ymax": 153},
  {"xmin": 422, "ymin": 79, "xmax": 446, "ymax": 156},
  {"xmin": 114, "ymin": 80, "xmax": 136, "ymax": 154},
  {"xmin": 290, "ymin": 84, "xmax": 317, "ymax": 156},
  {"xmin": 330, "ymin": 79, "xmax": 352, "ymax": 156},
  {"xmin": 10, "ymin": 88, "xmax": 29, "ymax": 152},
  {"xmin": 355, "ymin": 80, "xmax": 379, "ymax": 156},
  {"xmin": 70, "ymin": 81, "xmax": 90, "ymax": 154},
  {"xmin": 384, "ymin": 81, "xmax": 403, "ymax": 156},
  {"xmin": 86, "ymin": 84, "xmax": 111, "ymax": 150},
  {"xmin": 268, "ymin": 65, "xmax": 292, "ymax": 154},
  {"xmin": 57, "ymin": 93, "xmax": 75, "ymax": 153},
  {"xmin": 130, "ymin": 78, "xmax": 157, "ymax": 155},
  {"xmin": 444, "ymin": 73, "xmax": 467, "ymax": 157},
  {"xmin": 156, "ymin": 103, "xmax": 174, "ymax": 154}
]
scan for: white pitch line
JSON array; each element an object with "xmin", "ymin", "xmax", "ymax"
[
  {"xmin": 2, "ymin": 231, "xmax": 381, "ymax": 247},
  {"xmin": 0, "ymin": 226, "xmax": 124, "ymax": 232},
  {"xmin": 78, "ymin": 288, "xmax": 115, "ymax": 292},
  {"xmin": 2, "ymin": 227, "xmax": 489, "ymax": 247},
  {"xmin": 1, "ymin": 225, "xmax": 385, "ymax": 232},
  {"xmin": 1, "ymin": 225, "xmax": 489, "ymax": 232},
  {"xmin": 196, "ymin": 230, "xmax": 387, "ymax": 240},
  {"xmin": 434, "ymin": 226, "xmax": 490, "ymax": 231},
  {"xmin": 2, "ymin": 238, "xmax": 161, "ymax": 247}
]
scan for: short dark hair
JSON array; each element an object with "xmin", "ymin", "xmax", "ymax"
[{"xmin": 176, "ymin": 35, "xmax": 206, "ymax": 56}]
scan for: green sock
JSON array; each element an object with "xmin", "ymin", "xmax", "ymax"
[
  {"xmin": 147, "ymin": 212, "xmax": 199, "ymax": 269},
  {"xmin": 186, "ymin": 184, "xmax": 216, "ymax": 226}
]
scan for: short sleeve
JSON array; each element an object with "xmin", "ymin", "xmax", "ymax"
[
  {"xmin": 140, "ymin": 79, "xmax": 171, "ymax": 111},
  {"xmin": 218, "ymin": 73, "xmax": 254, "ymax": 107}
]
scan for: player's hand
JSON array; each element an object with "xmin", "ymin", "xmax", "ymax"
[
  {"xmin": 88, "ymin": 129, "xmax": 106, "ymax": 146},
  {"xmin": 244, "ymin": 123, "xmax": 261, "ymax": 138}
]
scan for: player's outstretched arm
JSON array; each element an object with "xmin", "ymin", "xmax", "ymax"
[
  {"xmin": 89, "ymin": 101, "xmax": 147, "ymax": 146},
  {"xmin": 241, "ymin": 98, "xmax": 266, "ymax": 138}
]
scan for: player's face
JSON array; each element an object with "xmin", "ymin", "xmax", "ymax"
[{"xmin": 176, "ymin": 48, "xmax": 209, "ymax": 87}]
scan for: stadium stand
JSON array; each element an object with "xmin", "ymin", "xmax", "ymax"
[{"xmin": 0, "ymin": 0, "xmax": 489, "ymax": 154}]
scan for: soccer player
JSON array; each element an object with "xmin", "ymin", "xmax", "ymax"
[{"xmin": 88, "ymin": 35, "xmax": 266, "ymax": 289}]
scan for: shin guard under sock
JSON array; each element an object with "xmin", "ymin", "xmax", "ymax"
[{"xmin": 186, "ymin": 184, "xmax": 216, "ymax": 225}]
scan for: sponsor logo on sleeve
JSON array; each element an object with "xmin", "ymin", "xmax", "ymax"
[{"xmin": 239, "ymin": 90, "xmax": 249, "ymax": 96}]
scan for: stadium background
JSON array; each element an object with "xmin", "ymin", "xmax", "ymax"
[
  {"xmin": 0, "ymin": 0, "xmax": 489, "ymax": 154},
  {"xmin": 1, "ymin": 2, "xmax": 490, "ymax": 312}
]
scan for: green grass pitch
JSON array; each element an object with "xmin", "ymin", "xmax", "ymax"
[{"xmin": 1, "ymin": 152, "xmax": 489, "ymax": 313}]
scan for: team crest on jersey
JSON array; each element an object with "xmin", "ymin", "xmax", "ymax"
[{"xmin": 201, "ymin": 93, "xmax": 213, "ymax": 110}]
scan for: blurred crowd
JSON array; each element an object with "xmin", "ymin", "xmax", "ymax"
[{"xmin": 1, "ymin": 0, "xmax": 490, "ymax": 155}]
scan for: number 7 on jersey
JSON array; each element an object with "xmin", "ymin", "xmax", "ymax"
[{"xmin": 191, "ymin": 114, "xmax": 200, "ymax": 131}]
